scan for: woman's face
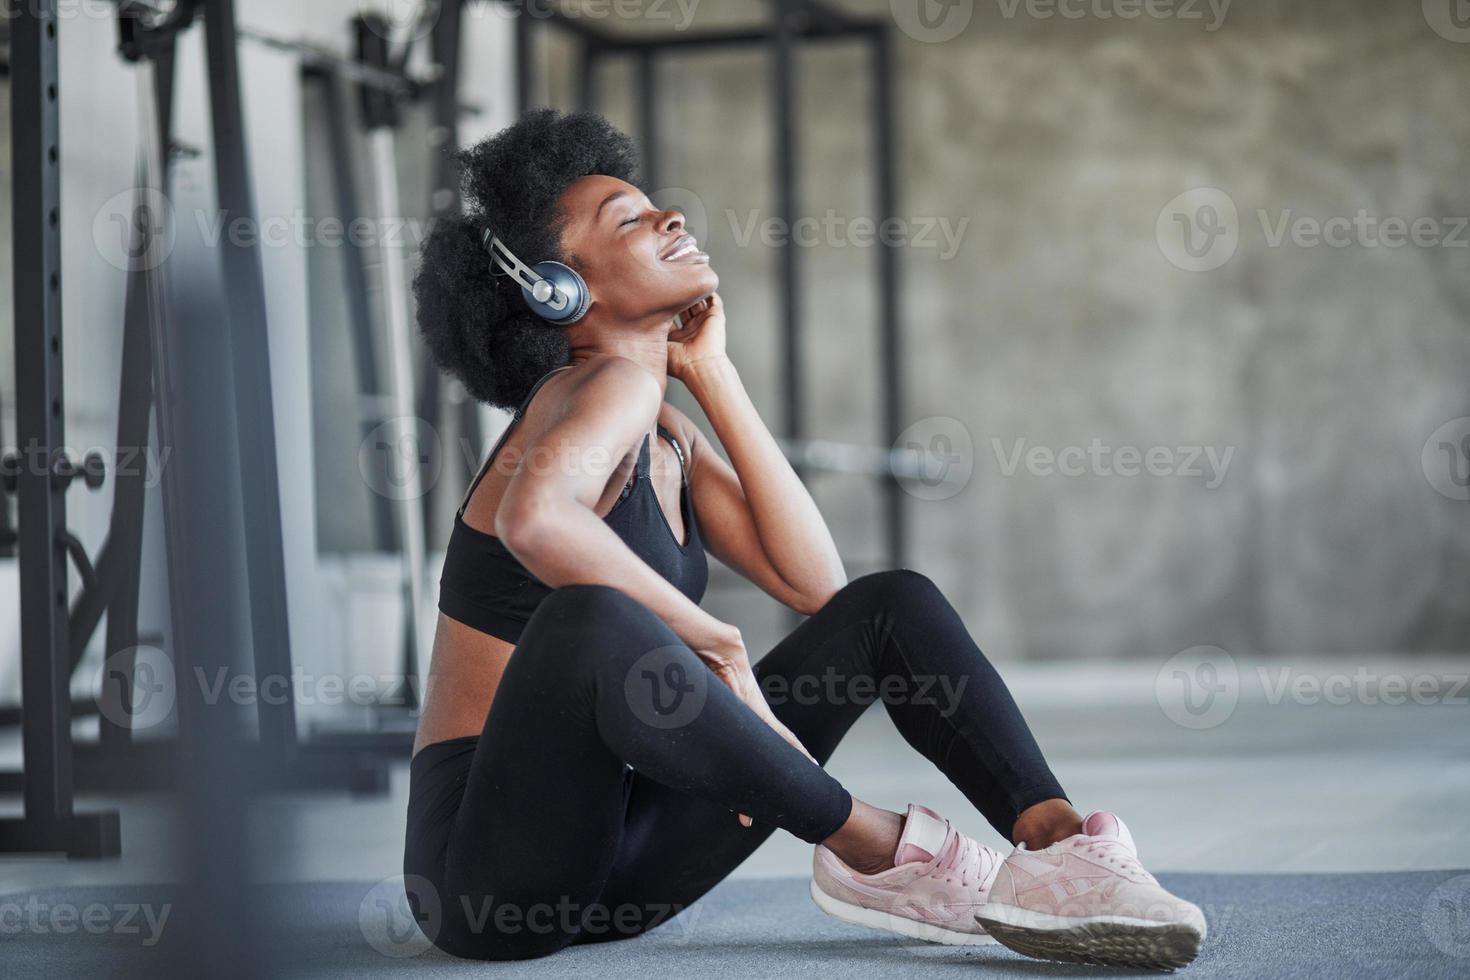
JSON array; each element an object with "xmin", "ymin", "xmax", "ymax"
[{"xmin": 555, "ymin": 174, "xmax": 718, "ymax": 325}]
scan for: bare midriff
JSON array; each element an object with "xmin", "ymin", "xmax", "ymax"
[{"xmin": 413, "ymin": 616, "xmax": 516, "ymax": 756}]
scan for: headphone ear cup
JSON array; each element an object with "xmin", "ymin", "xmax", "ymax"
[{"xmin": 523, "ymin": 261, "xmax": 590, "ymax": 325}]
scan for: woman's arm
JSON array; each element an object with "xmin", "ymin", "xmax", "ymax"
[
  {"xmin": 668, "ymin": 296, "xmax": 847, "ymax": 613},
  {"xmin": 495, "ymin": 356, "xmax": 738, "ymax": 657},
  {"xmin": 501, "ymin": 355, "xmax": 820, "ymax": 818}
]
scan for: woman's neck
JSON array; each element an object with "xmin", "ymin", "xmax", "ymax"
[{"xmin": 567, "ymin": 332, "xmax": 674, "ymax": 401}]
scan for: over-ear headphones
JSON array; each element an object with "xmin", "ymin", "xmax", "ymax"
[{"xmin": 482, "ymin": 229, "xmax": 591, "ymax": 325}]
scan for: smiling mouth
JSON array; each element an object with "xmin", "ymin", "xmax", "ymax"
[{"xmin": 661, "ymin": 234, "xmax": 708, "ymax": 263}]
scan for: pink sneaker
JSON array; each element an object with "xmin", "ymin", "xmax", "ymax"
[
  {"xmin": 810, "ymin": 803, "xmax": 1003, "ymax": 946},
  {"xmin": 975, "ymin": 811, "xmax": 1206, "ymax": 970}
]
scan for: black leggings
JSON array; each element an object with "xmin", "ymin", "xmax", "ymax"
[{"xmin": 403, "ymin": 569, "xmax": 1067, "ymax": 960}]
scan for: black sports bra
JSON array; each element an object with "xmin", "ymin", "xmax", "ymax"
[{"xmin": 437, "ymin": 365, "xmax": 709, "ymax": 643}]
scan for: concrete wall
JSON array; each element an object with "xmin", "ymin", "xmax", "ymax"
[{"xmin": 570, "ymin": 0, "xmax": 1470, "ymax": 659}]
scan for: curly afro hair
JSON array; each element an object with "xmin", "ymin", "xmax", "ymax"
[{"xmin": 413, "ymin": 108, "xmax": 643, "ymax": 411}]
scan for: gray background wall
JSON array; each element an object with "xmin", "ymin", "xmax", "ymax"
[{"xmin": 545, "ymin": 0, "xmax": 1470, "ymax": 660}]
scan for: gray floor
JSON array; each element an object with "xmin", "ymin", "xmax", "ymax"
[
  {"xmin": 2, "ymin": 655, "xmax": 1468, "ymax": 976},
  {"xmin": 6, "ymin": 872, "xmax": 1469, "ymax": 978}
]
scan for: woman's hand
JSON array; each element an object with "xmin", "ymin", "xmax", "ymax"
[
  {"xmin": 694, "ymin": 624, "xmax": 819, "ymax": 827},
  {"xmin": 666, "ymin": 293, "xmax": 729, "ymax": 385}
]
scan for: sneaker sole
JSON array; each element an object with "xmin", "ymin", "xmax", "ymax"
[
  {"xmin": 974, "ymin": 902, "xmax": 1203, "ymax": 970},
  {"xmin": 809, "ymin": 879, "xmax": 998, "ymax": 946}
]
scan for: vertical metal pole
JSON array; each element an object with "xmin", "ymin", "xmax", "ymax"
[
  {"xmin": 515, "ymin": 2, "xmax": 534, "ymax": 113},
  {"xmin": 11, "ymin": 0, "xmax": 72, "ymax": 832},
  {"xmin": 578, "ymin": 42, "xmax": 600, "ymax": 113},
  {"xmin": 100, "ymin": 41, "xmax": 178, "ymax": 750},
  {"xmin": 307, "ymin": 67, "xmax": 397, "ymax": 552},
  {"xmin": 871, "ymin": 24, "xmax": 906, "ymax": 568},
  {"xmin": 771, "ymin": 5, "xmax": 805, "ymax": 630},
  {"xmin": 0, "ymin": 0, "xmax": 118, "ymax": 858},
  {"xmin": 368, "ymin": 126, "xmax": 431, "ymax": 698},
  {"xmin": 202, "ymin": 0, "xmax": 297, "ymax": 760},
  {"xmin": 772, "ymin": 4, "xmax": 802, "ymax": 448},
  {"xmin": 426, "ymin": 0, "xmax": 479, "ymax": 546},
  {"xmin": 356, "ymin": 15, "xmax": 429, "ymax": 706},
  {"xmin": 637, "ymin": 50, "xmax": 659, "ymax": 190}
]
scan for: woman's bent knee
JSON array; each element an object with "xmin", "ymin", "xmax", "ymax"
[
  {"xmin": 537, "ymin": 582, "xmax": 642, "ymax": 618},
  {"xmin": 528, "ymin": 584, "xmax": 659, "ymax": 642},
  {"xmin": 834, "ymin": 568, "xmax": 942, "ymax": 608},
  {"xmin": 521, "ymin": 584, "xmax": 672, "ymax": 677}
]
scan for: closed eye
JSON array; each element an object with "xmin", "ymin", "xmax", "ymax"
[{"xmin": 622, "ymin": 198, "xmax": 657, "ymax": 227}]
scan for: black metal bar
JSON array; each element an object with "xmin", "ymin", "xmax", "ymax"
[
  {"xmin": 202, "ymin": 0, "xmax": 298, "ymax": 761},
  {"xmin": 0, "ymin": 0, "xmax": 120, "ymax": 859},
  {"xmin": 97, "ymin": 40, "xmax": 178, "ymax": 749},
  {"xmin": 578, "ymin": 40, "xmax": 600, "ymax": 113},
  {"xmin": 355, "ymin": 21, "xmax": 428, "ymax": 713},
  {"xmin": 0, "ymin": 699, "xmax": 98, "ymax": 729},
  {"xmin": 0, "ymin": 737, "xmax": 395, "ymax": 796},
  {"xmin": 762, "ymin": 0, "xmax": 860, "ymax": 32},
  {"xmin": 430, "ymin": 0, "xmax": 485, "ymax": 548},
  {"xmin": 772, "ymin": 4, "xmax": 801, "ymax": 447},
  {"xmin": 870, "ymin": 23, "xmax": 906, "ymax": 569},
  {"xmin": 497, "ymin": 0, "xmax": 886, "ymax": 51},
  {"xmin": 636, "ymin": 49, "xmax": 659, "ymax": 190},
  {"xmin": 0, "ymin": 378, "xmax": 12, "ymax": 560},
  {"xmin": 354, "ymin": 14, "xmax": 400, "ymax": 129},
  {"xmin": 304, "ymin": 68, "xmax": 397, "ymax": 552},
  {"xmin": 12, "ymin": 0, "xmax": 70, "ymax": 832},
  {"xmin": 98, "ymin": 262, "xmax": 153, "ymax": 748},
  {"xmin": 515, "ymin": 1, "xmax": 534, "ymax": 112},
  {"xmin": 427, "ymin": 2, "xmax": 465, "ymax": 239},
  {"xmin": 599, "ymin": 21, "xmax": 877, "ymax": 53},
  {"xmin": 155, "ymin": 31, "xmax": 176, "ymax": 140},
  {"xmin": 430, "ymin": 3, "xmax": 480, "ymax": 575},
  {"xmin": 66, "ymin": 537, "xmax": 115, "ymax": 670}
]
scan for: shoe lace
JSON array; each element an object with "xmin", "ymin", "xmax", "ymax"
[
  {"xmin": 933, "ymin": 827, "xmax": 997, "ymax": 893},
  {"xmin": 1081, "ymin": 837, "xmax": 1153, "ymax": 883}
]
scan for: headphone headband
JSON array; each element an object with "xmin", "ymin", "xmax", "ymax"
[
  {"xmin": 484, "ymin": 230, "xmax": 565, "ymax": 310},
  {"xmin": 479, "ymin": 226, "xmax": 590, "ymax": 325}
]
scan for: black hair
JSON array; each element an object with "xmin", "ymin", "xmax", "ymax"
[{"xmin": 413, "ymin": 108, "xmax": 642, "ymax": 411}]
